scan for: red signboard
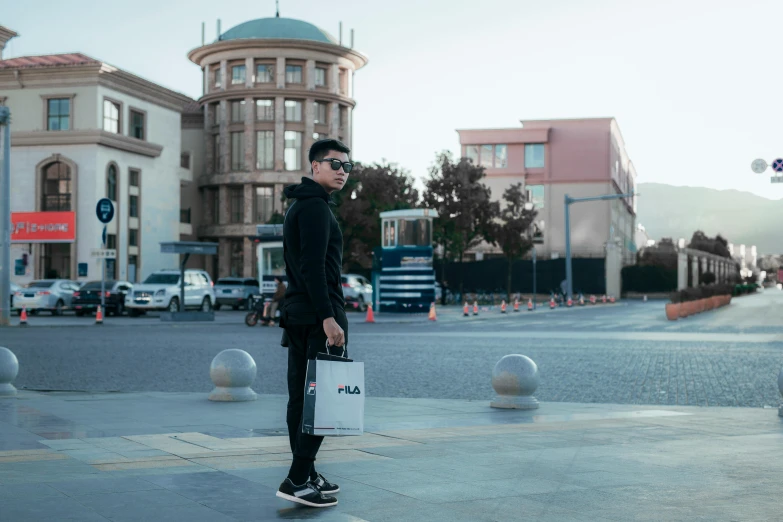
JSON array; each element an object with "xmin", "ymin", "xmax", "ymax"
[{"xmin": 11, "ymin": 211, "xmax": 76, "ymax": 243}]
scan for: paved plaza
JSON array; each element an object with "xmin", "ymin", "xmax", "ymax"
[{"xmin": 1, "ymin": 289, "xmax": 782, "ymax": 520}]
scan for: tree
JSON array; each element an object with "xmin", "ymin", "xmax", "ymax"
[
  {"xmin": 331, "ymin": 161, "xmax": 419, "ymax": 273},
  {"xmin": 489, "ymin": 183, "xmax": 538, "ymax": 299},
  {"xmin": 422, "ymin": 152, "xmax": 498, "ymax": 295},
  {"xmin": 688, "ymin": 230, "xmax": 731, "ymax": 258}
]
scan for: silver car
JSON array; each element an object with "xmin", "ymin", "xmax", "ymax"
[
  {"xmin": 341, "ymin": 274, "xmax": 373, "ymax": 312},
  {"xmin": 214, "ymin": 277, "xmax": 259, "ymax": 310},
  {"xmin": 13, "ymin": 279, "xmax": 79, "ymax": 315}
]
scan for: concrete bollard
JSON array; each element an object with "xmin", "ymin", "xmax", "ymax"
[
  {"xmin": 778, "ymin": 368, "xmax": 783, "ymax": 417},
  {"xmin": 208, "ymin": 349, "xmax": 257, "ymax": 402},
  {"xmin": 490, "ymin": 354, "xmax": 539, "ymax": 410},
  {"xmin": 0, "ymin": 347, "xmax": 19, "ymax": 397}
]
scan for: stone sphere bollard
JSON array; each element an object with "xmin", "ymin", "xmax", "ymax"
[
  {"xmin": 0, "ymin": 347, "xmax": 19, "ymax": 397},
  {"xmin": 490, "ymin": 354, "xmax": 539, "ymax": 409},
  {"xmin": 778, "ymin": 368, "xmax": 783, "ymax": 417},
  {"xmin": 209, "ymin": 349, "xmax": 257, "ymax": 402}
]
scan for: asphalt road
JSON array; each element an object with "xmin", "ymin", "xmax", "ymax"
[{"xmin": 2, "ymin": 291, "xmax": 783, "ymax": 408}]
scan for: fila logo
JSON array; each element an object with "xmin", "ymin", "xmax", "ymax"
[
  {"xmin": 338, "ymin": 384, "xmax": 361, "ymax": 395},
  {"xmin": 307, "ymin": 382, "xmax": 316, "ymax": 395}
]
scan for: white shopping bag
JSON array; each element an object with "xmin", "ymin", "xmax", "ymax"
[{"xmin": 302, "ymin": 342, "xmax": 364, "ymax": 436}]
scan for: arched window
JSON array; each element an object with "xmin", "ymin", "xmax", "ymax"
[
  {"xmin": 41, "ymin": 161, "xmax": 72, "ymax": 211},
  {"xmin": 107, "ymin": 164, "xmax": 117, "ymax": 201}
]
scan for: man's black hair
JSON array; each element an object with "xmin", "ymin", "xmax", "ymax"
[{"xmin": 308, "ymin": 138, "xmax": 351, "ymax": 165}]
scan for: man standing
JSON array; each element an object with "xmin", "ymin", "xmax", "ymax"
[{"xmin": 276, "ymin": 139, "xmax": 352, "ymax": 508}]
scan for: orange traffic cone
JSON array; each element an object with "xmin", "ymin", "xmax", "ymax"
[
  {"xmin": 19, "ymin": 306, "xmax": 28, "ymax": 326},
  {"xmin": 602, "ymin": 295, "xmax": 607, "ymax": 304},
  {"xmin": 95, "ymin": 305, "xmax": 104, "ymax": 325},
  {"xmin": 513, "ymin": 298, "xmax": 520, "ymax": 312},
  {"xmin": 567, "ymin": 297, "xmax": 573, "ymax": 307},
  {"xmin": 463, "ymin": 302, "xmax": 469, "ymax": 317},
  {"xmin": 429, "ymin": 302, "xmax": 437, "ymax": 321},
  {"xmin": 549, "ymin": 298, "xmax": 556, "ymax": 309},
  {"xmin": 609, "ymin": 296, "xmax": 616, "ymax": 303},
  {"xmin": 473, "ymin": 301, "xmax": 479, "ymax": 316},
  {"xmin": 590, "ymin": 295, "xmax": 596, "ymax": 305},
  {"xmin": 527, "ymin": 298, "xmax": 533, "ymax": 311},
  {"xmin": 365, "ymin": 304, "xmax": 375, "ymax": 323},
  {"xmin": 500, "ymin": 300, "xmax": 507, "ymax": 313}
]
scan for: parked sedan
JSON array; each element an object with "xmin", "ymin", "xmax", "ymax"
[
  {"xmin": 72, "ymin": 280, "xmax": 133, "ymax": 316},
  {"xmin": 214, "ymin": 278, "xmax": 259, "ymax": 310},
  {"xmin": 13, "ymin": 279, "xmax": 79, "ymax": 315},
  {"xmin": 9, "ymin": 282, "xmax": 20, "ymax": 310},
  {"xmin": 342, "ymin": 274, "xmax": 373, "ymax": 312}
]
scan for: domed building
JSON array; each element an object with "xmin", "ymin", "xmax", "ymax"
[{"xmin": 186, "ymin": 15, "xmax": 368, "ymax": 278}]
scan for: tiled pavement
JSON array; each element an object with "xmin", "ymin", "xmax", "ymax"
[{"xmin": 1, "ymin": 391, "xmax": 782, "ymax": 521}]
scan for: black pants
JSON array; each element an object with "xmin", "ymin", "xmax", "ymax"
[{"xmin": 285, "ymin": 307, "xmax": 348, "ymax": 483}]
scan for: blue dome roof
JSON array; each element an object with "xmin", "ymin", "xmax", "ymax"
[{"xmin": 220, "ymin": 17, "xmax": 338, "ymax": 45}]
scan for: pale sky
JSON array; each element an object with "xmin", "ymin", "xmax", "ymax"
[{"xmin": 3, "ymin": 0, "xmax": 782, "ymax": 198}]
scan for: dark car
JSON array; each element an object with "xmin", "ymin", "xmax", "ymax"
[{"xmin": 73, "ymin": 280, "xmax": 132, "ymax": 316}]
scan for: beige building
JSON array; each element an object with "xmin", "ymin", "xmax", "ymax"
[{"xmin": 186, "ymin": 17, "xmax": 368, "ymax": 278}]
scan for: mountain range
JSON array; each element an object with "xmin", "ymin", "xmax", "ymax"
[{"xmin": 635, "ymin": 183, "xmax": 781, "ymax": 255}]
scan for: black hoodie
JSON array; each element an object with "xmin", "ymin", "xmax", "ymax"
[{"xmin": 282, "ymin": 177, "xmax": 345, "ymax": 323}]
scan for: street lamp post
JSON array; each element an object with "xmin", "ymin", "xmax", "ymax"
[
  {"xmin": 0, "ymin": 107, "xmax": 11, "ymax": 327},
  {"xmin": 564, "ymin": 191, "xmax": 636, "ymax": 300}
]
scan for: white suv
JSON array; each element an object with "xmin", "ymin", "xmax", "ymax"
[{"xmin": 125, "ymin": 269, "xmax": 215, "ymax": 316}]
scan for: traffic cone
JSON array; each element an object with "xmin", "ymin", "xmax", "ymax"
[
  {"xmin": 429, "ymin": 302, "xmax": 437, "ymax": 321},
  {"xmin": 610, "ymin": 296, "xmax": 616, "ymax": 304},
  {"xmin": 602, "ymin": 295, "xmax": 607, "ymax": 304},
  {"xmin": 567, "ymin": 297, "xmax": 573, "ymax": 307},
  {"xmin": 500, "ymin": 300, "xmax": 507, "ymax": 313},
  {"xmin": 19, "ymin": 307, "xmax": 28, "ymax": 326},
  {"xmin": 513, "ymin": 298, "xmax": 520, "ymax": 312},
  {"xmin": 365, "ymin": 304, "xmax": 375, "ymax": 323},
  {"xmin": 473, "ymin": 301, "xmax": 479, "ymax": 316},
  {"xmin": 527, "ymin": 298, "xmax": 533, "ymax": 311},
  {"xmin": 549, "ymin": 298, "xmax": 556, "ymax": 309},
  {"xmin": 95, "ymin": 305, "xmax": 104, "ymax": 325},
  {"xmin": 590, "ymin": 295, "xmax": 596, "ymax": 305},
  {"xmin": 463, "ymin": 302, "xmax": 469, "ymax": 317}
]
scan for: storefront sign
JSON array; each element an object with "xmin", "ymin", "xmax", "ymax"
[{"xmin": 11, "ymin": 211, "xmax": 76, "ymax": 243}]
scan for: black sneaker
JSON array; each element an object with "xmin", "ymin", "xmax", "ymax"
[
  {"xmin": 312, "ymin": 473, "xmax": 340, "ymax": 494},
  {"xmin": 276, "ymin": 478, "xmax": 338, "ymax": 508}
]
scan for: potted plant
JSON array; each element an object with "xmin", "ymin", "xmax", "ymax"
[
  {"xmin": 666, "ymin": 291, "xmax": 682, "ymax": 321},
  {"xmin": 683, "ymin": 287, "xmax": 702, "ymax": 315}
]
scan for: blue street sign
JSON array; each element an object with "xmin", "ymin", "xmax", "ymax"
[
  {"xmin": 772, "ymin": 159, "xmax": 783, "ymax": 173},
  {"xmin": 96, "ymin": 198, "xmax": 115, "ymax": 224}
]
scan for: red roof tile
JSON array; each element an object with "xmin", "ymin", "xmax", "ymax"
[{"xmin": 0, "ymin": 53, "xmax": 101, "ymax": 70}]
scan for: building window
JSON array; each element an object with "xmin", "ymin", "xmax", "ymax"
[
  {"xmin": 284, "ymin": 100, "xmax": 302, "ymax": 122},
  {"xmin": 284, "ymin": 131, "xmax": 302, "ymax": 171},
  {"xmin": 129, "ymin": 229, "xmax": 138, "ymax": 247},
  {"xmin": 230, "ymin": 131, "xmax": 245, "ymax": 171},
  {"xmin": 213, "ymin": 134, "xmax": 221, "ymax": 173},
  {"xmin": 130, "ymin": 110, "xmax": 145, "ymax": 140},
  {"xmin": 465, "ymin": 145, "xmax": 479, "ymax": 164},
  {"xmin": 286, "ymin": 65, "xmax": 302, "ymax": 84},
  {"xmin": 494, "ymin": 145, "xmax": 508, "ymax": 168},
  {"xmin": 180, "ymin": 152, "xmax": 191, "ymax": 169},
  {"xmin": 231, "ymin": 65, "xmax": 246, "ymax": 85},
  {"xmin": 339, "ymin": 107, "xmax": 347, "ymax": 128},
  {"xmin": 129, "ymin": 195, "xmax": 138, "ymax": 218},
  {"xmin": 256, "ymin": 130, "xmax": 274, "ymax": 170},
  {"xmin": 527, "ymin": 185, "xmax": 545, "ymax": 209},
  {"xmin": 256, "ymin": 63, "xmax": 274, "ymax": 83},
  {"xmin": 525, "ymin": 144, "xmax": 545, "ymax": 168},
  {"xmin": 211, "ymin": 189, "xmax": 220, "ymax": 224},
  {"xmin": 230, "ymin": 100, "xmax": 245, "ymax": 122},
  {"xmin": 46, "ymin": 98, "xmax": 70, "ymax": 131},
  {"xmin": 129, "ymin": 169, "xmax": 139, "ymax": 187},
  {"xmin": 314, "ymin": 67, "xmax": 326, "ymax": 87},
  {"xmin": 229, "ymin": 187, "xmax": 244, "ymax": 223},
  {"xmin": 255, "ymin": 99, "xmax": 274, "ymax": 121},
  {"xmin": 213, "ymin": 66, "xmax": 222, "ymax": 88},
  {"xmin": 479, "ymin": 145, "xmax": 493, "ymax": 168},
  {"xmin": 106, "ymin": 234, "xmax": 117, "ymax": 249},
  {"xmin": 41, "ymin": 161, "xmax": 72, "ymax": 211},
  {"xmin": 103, "ymin": 100, "xmax": 120, "ymax": 133},
  {"xmin": 314, "ymin": 102, "xmax": 327, "ymax": 125},
  {"xmin": 254, "ymin": 186, "xmax": 274, "ymax": 224},
  {"xmin": 106, "ymin": 165, "xmax": 117, "ymax": 201},
  {"xmin": 128, "ymin": 255, "xmax": 138, "ymax": 283}
]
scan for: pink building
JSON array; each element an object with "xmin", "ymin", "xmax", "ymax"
[{"xmin": 457, "ymin": 118, "xmax": 638, "ymax": 268}]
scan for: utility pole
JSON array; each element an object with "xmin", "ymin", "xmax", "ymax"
[
  {"xmin": 0, "ymin": 106, "xmax": 11, "ymax": 327},
  {"xmin": 564, "ymin": 191, "xmax": 636, "ymax": 300}
]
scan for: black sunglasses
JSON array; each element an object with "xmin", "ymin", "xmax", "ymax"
[{"xmin": 317, "ymin": 158, "xmax": 353, "ymax": 173}]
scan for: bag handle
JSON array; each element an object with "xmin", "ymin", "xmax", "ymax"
[{"xmin": 325, "ymin": 339, "xmax": 346, "ymax": 357}]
